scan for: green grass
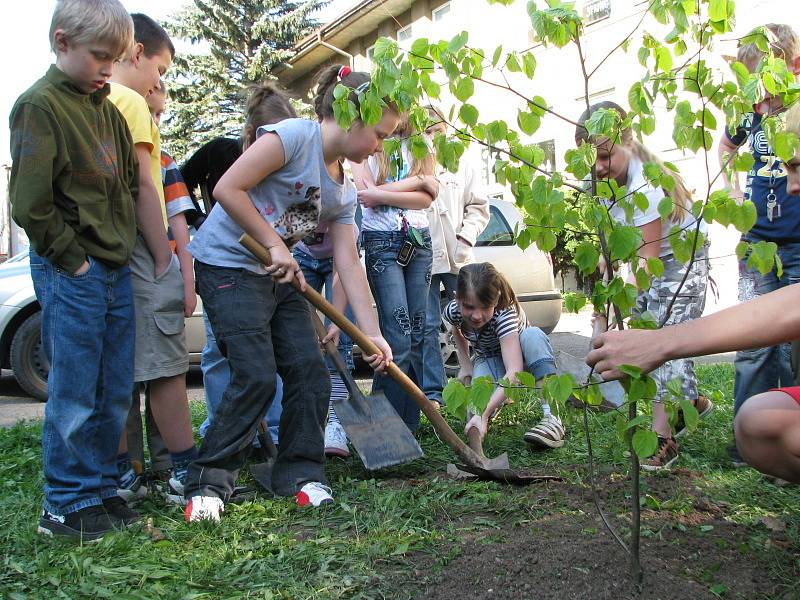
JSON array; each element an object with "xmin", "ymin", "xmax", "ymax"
[{"xmin": 1, "ymin": 364, "xmax": 799, "ymax": 598}]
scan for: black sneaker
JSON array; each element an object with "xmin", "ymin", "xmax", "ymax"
[
  {"xmin": 37, "ymin": 505, "xmax": 118, "ymax": 541},
  {"xmin": 103, "ymin": 496, "xmax": 141, "ymax": 526}
]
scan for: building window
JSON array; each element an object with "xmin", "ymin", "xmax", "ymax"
[
  {"xmin": 397, "ymin": 25, "xmax": 413, "ymax": 43},
  {"xmin": 432, "ymin": 2, "xmax": 451, "ymax": 22},
  {"xmin": 581, "ymin": 0, "xmax": 611, "ymax": 25}
]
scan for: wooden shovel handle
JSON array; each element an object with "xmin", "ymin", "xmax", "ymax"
[{"xmin": 239, "ymin": 233, "xmax": 486, "ymax": 469}]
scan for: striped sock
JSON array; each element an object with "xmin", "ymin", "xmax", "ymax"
[{"xmin": 328, "ymin": 374, "xmax": 349, "ymax": 425}]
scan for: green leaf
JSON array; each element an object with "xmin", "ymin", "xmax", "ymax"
[
  {"xmin": 492, "ymin": 45, "xmax": 503, "ymax": 67},
  {"xmin": 632, "ymin": 429, "xmax": 659, "ymax": 459},
  {"xmin": 522, "ymin": 53, "xmax": 537, "ymax": 78},
  {"xmin": 574, "ymin": 241, "xmax": 600, "ymax": 275},
  {"xmin": 516, "ymin": 371, "xmax": 537, "ymax": 389},
  {"xmin": 448, "ymin": 31, "xmax": 469, "ymax": 52},
  {"xmin": 443, "ymin": 379, "xmax": 468, "ymax": 421},
  {"xmin": 733, "ymin": 152, "xmax": 755, "ymax": 172},
  {"xmin": 459, "ymin": 103, "xmax": 479, "ymax": 126},
  {"xmin": 608, "ymin": 225, "xmax": 641, "ymax": 261},
  {"xmin": 678, "ymin": 399, "xmax": 699, "ymax": 432},
  {"xmin": 657, "ymin": 197, "xmax": 674, "ymax": 219},
  {"xmin": 451, "ymin": 77, "xmax": 475, "ymax": 102},
  {"xmin": 746, "ymin": 240, "xmax": 778, "ymax": 275},
  {"xmin": 517, "ymin": 111, "xmax": 541, "ymax": 135},
  {"xmin": 470, "ymin": 375, "xmax": 494, "ymax": 414},
  {"xmin": 646, "ymin": 257, "xmax": 664, "ymax": 277},
  {"xmin": 619, "ymin": 364, "xmax": 644, "ymax": 378}
]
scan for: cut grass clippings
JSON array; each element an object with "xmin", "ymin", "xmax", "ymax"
[{"xmin": 0, "ymin": 364, "xmax": 798, "ymax": 599}]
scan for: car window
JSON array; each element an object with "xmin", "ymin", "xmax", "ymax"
[{"xmin": 476, "ymin": 205, "xmax": 514, "ymax": 246}]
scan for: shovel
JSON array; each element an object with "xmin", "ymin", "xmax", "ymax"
[
  {"xmin": 310, "ymin": 312, "xmax": 423, "ymax": 470},
  {"xmin": 240, "ymin": 234, "xmax": 557, "ymax": 485}
]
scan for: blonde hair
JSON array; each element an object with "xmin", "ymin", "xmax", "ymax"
[
  {"xmin": 50, "ymin": 0, "xmax": 133, "ymax": 60},
  {"xmin": 786, "ymin": 102, "xmax": 800, "ymax": 138},
  {"xmin": 737, "ymin": 23, "xmax": 800, "ymax": 69},
  {"xmin": 373, "ymin": 111, "xmax": 437, "ymax": 185},
  {"xmin": 575, "ymin": 101, "xmax": 692, "ymax": 224}
]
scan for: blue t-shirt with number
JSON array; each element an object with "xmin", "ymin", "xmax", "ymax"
[{"xmin": 727, "ymin": 112, "xmax": 800, "ymax": 244}]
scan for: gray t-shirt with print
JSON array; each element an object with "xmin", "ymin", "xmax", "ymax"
[{"xmin": 188, "ymin": 118, "xmax": 356, "ymax": 273}]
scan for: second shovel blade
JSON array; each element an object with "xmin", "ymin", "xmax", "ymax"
[{"xmin": 334, "ymin": 390, "xmax": 424, "ymax": 471}]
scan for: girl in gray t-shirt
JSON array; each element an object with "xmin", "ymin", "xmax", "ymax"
[{"xmin": 183, "ymin": 65, "xmax": 400, "ymax": 522}]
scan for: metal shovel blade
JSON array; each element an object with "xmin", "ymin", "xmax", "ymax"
[
  {"xmin": 333, "ymin": 389, "xmax": 424, "ymax": 471},
  {"xmin": 451, "ymin": 453, "xmax": 562, "ymax": 485}
]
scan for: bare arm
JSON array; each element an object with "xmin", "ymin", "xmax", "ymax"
[
  {"xmin": 587, "ymin": 283, "xmax": 800, "ymax": 380},
  {"xmin": 481, "ymin": 334, "xmax": 524, "ymax": 423},
  {"xmin": 134, "ymin": 144, "xmax": 172, "ymax": 276},
  {"xmin": 330, "ymin": 221, "xmax": 393, "ymax": 370},
  {"xmin": 453, "ymin": 326, "xmax": 473, "ymax": 379},
  {"xmin": 357, "ymin": 187, "xmax": 435, "ymax": 210},
  {"xmin": 168, "ymin": 211, "xmax": 196, "ymax": 317},
  {"xmin": 348, "ymin": 160, "xmax": 375, "ymax": 190},
  {"xmin": 214, "ymin": 132, "xmax": 300, "ymax": 284},
  {"xmin": 718, "ymin": 134, "xmax": 743, "ymax": 198}
]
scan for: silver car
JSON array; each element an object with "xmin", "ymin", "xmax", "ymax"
[{"xmin": 0, "ymin": 198, "xmax": 561, "ymax": 400}]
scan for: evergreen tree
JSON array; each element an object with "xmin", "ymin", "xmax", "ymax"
[{"xmin": 163, "ymin": 0, "xmax": 327, "ymax": 160}]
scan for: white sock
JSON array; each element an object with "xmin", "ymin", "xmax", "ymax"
[{"xmin": 541, "ymin": 403, "xmax": 552, "ymax": 418}]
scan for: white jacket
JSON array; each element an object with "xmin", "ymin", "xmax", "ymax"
[{"xmin": 427, "ymin": 161, "xmax": 490, "ymax": 275}]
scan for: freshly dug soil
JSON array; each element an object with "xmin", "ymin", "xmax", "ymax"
[{"xmin": 394, "ymin": 470, "xmax": 798, "ymax": 599}]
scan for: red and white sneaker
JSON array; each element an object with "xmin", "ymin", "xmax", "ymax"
[
  {"xmin": 184, "ymin": 496, "xmax": 224, "ymax": 522},
  {"xmin": 295, "ymin": 482, "xmax": 334, "ymax": 507}
]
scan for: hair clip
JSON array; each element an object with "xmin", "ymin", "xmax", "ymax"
[
  {"xmin": 354, "ymin": 81, "xmax": 370, "ymax": 94},
  {"xmin": 338, "ymin": 66, "xmax": 352, "ymax": 80}
]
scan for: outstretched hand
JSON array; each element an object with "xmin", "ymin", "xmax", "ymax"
[{"xmin": 586, "ymin": 328, "xmax": 668, "ymax": 381}]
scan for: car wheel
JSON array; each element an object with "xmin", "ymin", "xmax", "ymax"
[
  {"xmin": 10, "ymin": 311, "xmax": 48, "ymax": 401},
  {"xmin": 440, "ymin": 321, "xmax": 460, "ymax": 379}
]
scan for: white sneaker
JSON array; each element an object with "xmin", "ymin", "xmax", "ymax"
[
  {"xmin": 165, "ymin": 475, "xmax": 186, "ymax": 506},
  {"xmin": 184, "ymin": 496, "xmax": 224, "ymax": 522},
  {"xmin": 324, "ymin": 422, "xmax": 350, "ymax": 458},
  {"xmin": 295, "ymin": 482, "xmax": 334, "ymax": 507},
  {"xmin": 523, "ymin": 414, "xmax": 566, "ymax": 449}
]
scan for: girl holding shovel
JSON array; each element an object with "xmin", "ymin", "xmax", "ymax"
[{"xmin": 183, "ymin": 65, "xmax": 397, "ymax": 521}]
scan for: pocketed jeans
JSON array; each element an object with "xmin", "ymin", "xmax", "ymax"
[
  {"xmin": 363, "ymin": 230, "xmax": 432, "ymax": 431},
  {"xmin": 31, "ymin": 251, "xmax": 135, "ymax": 515},
  {"xmin": 472, "ymin": 327, "xmax": 557, "ymax": 383},
  {"xmin": 734, "ymin": 242, "xmax": 800, "ymax": 414},
  {"xmin": 185, "ymin": 262, "xmax": 330, "ymax": 499}
]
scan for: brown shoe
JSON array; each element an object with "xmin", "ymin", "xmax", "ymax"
[
  {"xmin": 641, "ymin": 436, "xmax": 678, "ymax": 471},
  {"xmin": 675, "ymin": 395, "xmax": 715, "ymax": 438}
]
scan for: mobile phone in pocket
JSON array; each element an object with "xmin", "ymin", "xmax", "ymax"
[{"xmin": 396, "ymin": 240, "xmax": 416, "ymax": 266}]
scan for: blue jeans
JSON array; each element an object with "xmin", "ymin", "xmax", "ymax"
[
  {"xmin": 733, "ymin": 242, "xmax": 800, "ymax": 415},
  {"xmin": 421, "ymin": 272, "xmax": 458, "ymax": 403},
  {"xmin": 199, "ymin": 312, "xmax": 282, "ymax": 445},
  {"xmin": 472, "ymin": 327, "xmax": 557, "ymax": 383},
  {"xmin": 293, "ymin": 247, "xmax": 354, "ymax": 371},
  {"xmin": 363, "ymin": 230, "xmax": 432, "ymax": 431},
  {"xmin": 31, "ymin": 252, "xmax": 135, "ymax": 515}
]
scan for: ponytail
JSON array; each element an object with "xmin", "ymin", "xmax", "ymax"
[
  {"xmin": 313, "ymin": 64, "xmax": 370, "ymax": 121},
  {"xmin": 243, "ymin": 82, "xmax": 297, "ymax": 148}
]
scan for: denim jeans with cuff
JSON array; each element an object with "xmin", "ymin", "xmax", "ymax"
[
  {"xmin": 185, "ymin": 262, "xmax": 330, "ymax": 500},
  {"xmin": 31, "ymin": 252, "xmax": 135, "ymax": 515},
  {"xmin": 363, "ymin": 230, "xmax": 432, "ymax": 431},
  {"xmin": 734, "ymin": 242, "xmax": 800, "ymax": 415},
  {"xmin": 421, "ymin": 272, "xmax": 458, "ymax": 403}
]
